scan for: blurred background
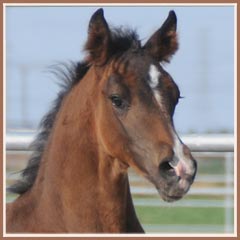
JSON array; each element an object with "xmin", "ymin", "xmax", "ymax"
[{"xmin": 5, "ymin": 5, "xmax": 235, "ymax": 234}]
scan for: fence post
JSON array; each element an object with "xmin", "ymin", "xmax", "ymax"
[{"xmin": 224, "ymin": 152, "xmax": 233, "ymax": 233}]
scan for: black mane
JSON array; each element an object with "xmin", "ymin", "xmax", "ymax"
[
  {"xmin": 8, "ymin": 62, "xmax": 89, "ymax": 194},
  {"xmin": 8, "ymin": 27, "xmax": 140, "ymax": 195}
]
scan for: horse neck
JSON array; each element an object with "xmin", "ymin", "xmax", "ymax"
[{"xmin": 30, "ymin": 69, "xmax": 130, "ymax": 232}]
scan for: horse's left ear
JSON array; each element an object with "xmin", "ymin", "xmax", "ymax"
[
  {"xmin": 85, "ymin": 8, "xmax": 111, "ymax": 65},
  {"xmin": 143, "ymin": 11, "xmax": 178, "ymax": 62}
]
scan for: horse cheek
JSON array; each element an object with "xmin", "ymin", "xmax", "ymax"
[{"xmin": 95, "ymin": 101, "xmax": 130, "ymax": 162}]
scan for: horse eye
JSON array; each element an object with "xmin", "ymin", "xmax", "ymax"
[
  {"xmin": 110, "ymin": 95, "xmax": 124, "ymax": 108},
  {"xmin": 110, "ymin": 95, "xmax": 127, "ymax": 109}
]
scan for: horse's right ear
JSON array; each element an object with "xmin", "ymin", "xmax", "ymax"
[{"xmin": 85, "ymin": 8, "xmax": 111, "ymax": 65}]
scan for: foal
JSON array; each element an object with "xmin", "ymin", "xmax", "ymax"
[{"xmin": 7, "ymin": 9, "xmax": 197, "ymax": 233}]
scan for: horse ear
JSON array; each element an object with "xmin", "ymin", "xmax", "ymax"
[
  {"xmin": 85, "ymin": 8, "xmax": 111, "ymax": 65},
  {"xmin": 144, "ymin": 11, "xmax": 178, "ymax": 62}
]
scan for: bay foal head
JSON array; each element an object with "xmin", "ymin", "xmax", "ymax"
[
  {"xmin": 7, "ymin": 8, "xmax": 198, "ymax": 233},
  {"xmin": 86, "ymin": 9, "xmax": 197, "ymax": 202}
]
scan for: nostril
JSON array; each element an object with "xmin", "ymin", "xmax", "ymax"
[
  {"xmin": 159, "ymin": 160, "xmax": 176, "ymax": 177},
  {"xmin": 160, "ymin": 161, "xmax": 172, "ymax": 171}
]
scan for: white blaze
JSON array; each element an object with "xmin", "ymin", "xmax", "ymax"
[
  {"xmin": 153, "ymin": 90, "xmax": 162, "ymax": 107},
  {"xmin": 148, "ymin": 65, "xmax": 163, "ymax": 108},
  {"xmin": 173, "ymin": 134, "xmax": 185, "ymax": 162},
  {"xmin": 171, "ymin": 131, "xmax": 194, "ymax": 176},
  {"xmin": 149, "ymin": 65, "xmax": 160, "ymax": 89},
  {"xmin": 148, "ymin": 66, "xmax": 194, "ymax": 177}
]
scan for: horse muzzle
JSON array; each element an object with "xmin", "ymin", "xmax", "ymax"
[{"xmin": 154, "ymin": 145, "xmax": 197, "ymax": 202}]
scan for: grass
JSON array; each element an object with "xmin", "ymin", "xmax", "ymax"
[{"xmin": 135, "ymin": 206, "xmax": 226, "ymax": 225}]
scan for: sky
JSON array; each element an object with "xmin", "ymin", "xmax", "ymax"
[{"xmin": 5, "ymin": 5, "xmax": 235, "ymax": 133}]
